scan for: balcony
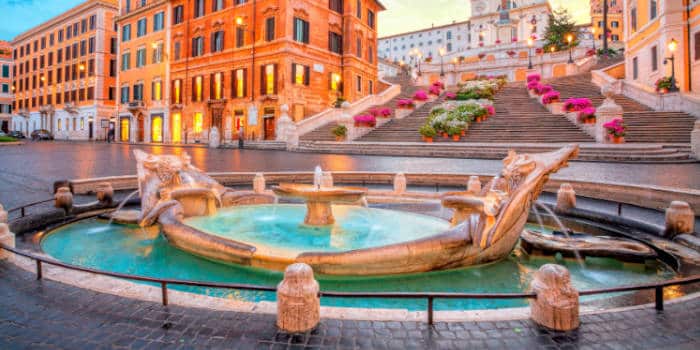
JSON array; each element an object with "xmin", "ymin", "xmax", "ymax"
[{"xmin": 127, "ymin": 100, "xmax": 145, "ymax": 113}]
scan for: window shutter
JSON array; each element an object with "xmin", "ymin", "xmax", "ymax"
[
  {"xmin": 291, "ymin": 64, "xmax": 297, "ymax": 84},
  {"xmin": 304, "ymin": 66, "xmax": 310, "ymax": 86},
  {"xmin": 210, "ymin": 73, "xmax": 215, "ymax": 99},
  {"xmin": 695, "ymin": 32, "xmax": 700, "ymax": 61},
  {"xmin": 273, "ymin": 64, "xmax": 278, "ymax": 94},
  {"xmin": 191, "ymin": 77, "xmax": 196, "ymax": 101},
  {"xmin": 242, "ymin": 68, "xmax": 247, "ymax": 97},
  {"xmin": 304, "ymin": 21, "xmax": 310, "ymax": 43},
  {"xmin": 210, "ymin": 33, "xmax": 215, "ymax": 52},
  {"xmin": 260, "ymin": 66, "xmax": 266, "ymax": 95},
  {"xmin": 231, "ymin": 70, "xmax": 236, "ymax": 98}
]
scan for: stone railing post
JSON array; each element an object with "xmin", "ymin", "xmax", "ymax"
[
  {"xmin": 393, "ymin": 172, "xmax": 407, "ymax": 194},
  {"xmin": 595, "ymin": 84, "xmax": 624, "ymax": 143},
  {"xmin": 54, "ymin": 187, "xmax": 73, "ymax": 213},
  {"xmin": 337, "ymin": 102, "xmax": 358, "ymax": 141},
  {"xmin": 665, "ymin": 201, "xmax": 695, "ymax": 238},
  {"xmin": 0, "ymin": 203, "xmax": 7, "ymax": 224},
  {"xmin": 95, "ymin": 182, "xmax": 114, "ymax": 205},
  {"xmin": 0, "ymin": 223, "xmax": 15, "ymax": 260},
  {"xmin": 277, "ymin": 263, "xmax": 320, "ymax": 333},
  {"xmin": 467, "ymin": 176, "xmax": 481, "ymax": 194},
  {"xmin": 253, "ymin": 173, "xmax": 266, "ymax": 194},
  {"xmin": 530, "ymin": 264, "xmax": 580, "ymax": 331},
  {"xmin": 691, "ymin": 120, "xmax": 700, "ymax": 160},
  {"xmin": 556, "ymin": 183, "xmax": 576, "ymax": 212},
  {"xmin": 275, "ymin": 104, "xmax": 299, "ymax": 150}
]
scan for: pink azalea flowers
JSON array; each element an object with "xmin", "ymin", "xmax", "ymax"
[
  {"xmin": 445, "ymin": 92, "xmax": 457, "ymax": 100},
  {"xmin": 604, "ymin": 118, "xmax": 626, "ymax": 137},
  {"xmin": 486, "ymin": 105, "xmax": 496, "ymax": 116},
  {"xmin": 353, "ymin": 114, "xmax": 376, "ymax": 126},
  {"xmin": 397, "ymin": 99, "xmax": 415, "ymax": 108},
  {"xmin": 527, "ymin": 81, "xmax": 540, "ymax": 90},
  {"xmin": 563, "ymin": 98, "xmax": 593, "ymax": 112},
  {"xmin": 413, "ymin": 90, "xmax": 429, "ymax": 101},
  {"xmin": 541, "ymin": 91, "xmax": 560, "ymax": 104},
  {"xmin": 578, "ymin": 107, "xmax": 596, "ymax": 123},
  {"xmin": 369, "ymin": 107, "xmax": 392, "ymax": 117},
  {"xmin": 535, "ymin": 84, "xmax": 553, "ymax": 95},
  {"xmin": 526, "ymin": 73, "xmax": 541, "ymax": 83}
]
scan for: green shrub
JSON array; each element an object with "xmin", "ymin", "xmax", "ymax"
[
  {"xmin": 331, "ymin": 125, "xmax": 347, "ymax": 137},
  {"xmin": 419, "ymin": 125, "xmax": 437, "ymax": 138},
  {"xmin": 0, "ymin": 136, "xmax": 17, "ymax": 142}
]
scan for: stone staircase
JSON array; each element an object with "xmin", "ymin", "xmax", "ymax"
[
  {"xmin": 547, "ymin": 73, "xmax": 697, "ymax": 144},
  {"xmin": 357, "ymin": 95, "xmax": 450, "ymax": 142},
  {"xmin": 299, "ymin": 73, "xmax": 420, "ymax": 142}
]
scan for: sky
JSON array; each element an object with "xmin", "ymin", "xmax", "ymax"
[{"xmin": 0, "ymin": 0, "xmax": 590, "ymax": 41}]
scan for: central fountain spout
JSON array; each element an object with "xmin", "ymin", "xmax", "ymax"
[{"xmin": 313, "ymin": 166, "xmax": 323, "ymax": 190}]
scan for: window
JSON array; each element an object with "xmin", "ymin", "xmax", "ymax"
[
  {"xmin": 153, "ymin": 12, "xmax": 165, "ymax": 31},
  {"xmin": 236, "ymin": 27, "xmax": 245, "ymax": 48},
  {"xmin": 265, "ymin": 17, "xmax": 275, "ymax": 42},
  {"xmin": 133, "ymin": 83, "xmax": 144, "ymax": 101},
  {"xmin": 66, "ymin": 25, "xmax": 72, "ymax": 40},
  {"xmin": 89, "ymin": 15, "xmax": 96, "ymax": 30},
  {"xmin": 58, "ymin": 29, "xmax": 64, "ymax": 42},
  {"xmin": 211, "ymin": 72, "xmax": 224, "ymax": 99},
  {"xmin": 293, "ymin": 18, "xmax": 310, "ymax": 44},
  {"xmin": 651, "ymin": 46, "xmax": 658, "ymax": 71},
  {"xmin": 695, "ymin": 32, "xmax": 700, "ymax": 61},
  {"xmin": 172, "ymin": 79, "xmax": 182, "ymax": 104},
  {"xmin": 232, "ymin": 68, "xmax": 247, "ymax": 98},
  {"xmin": 261, "ymin": 64, "xmax": 277, "ymax": 95},
  {"xmin": 368, "ymin": 45, "xmax": 374, "ymax": 63},
  {"xmin": 81, "ymin": 19, "xmax": 87, "ymax": 33},
  {"xmin": 136, "ymin": 47, "xmax": 146, "ymax": 67},
  {"xmin": 152, "ymin": 80, "xmax": 162, "ymax": 101},
  {"xmin": 212, "ymin": 31, "xmax": 224, "ymax": 52},
  {"xmin": 611, "ymin": 21, "xmax": 619, "ymax": 28},
  {"xmin": 356, "ymin": 38, "xmax": 362, "ymax": 57},
  {"xmin": 446, "ymin": 31, "xmax": 452, "ymax": 40},
  {"xmin": 122, "ymin": 24, "xmax": 131, "ymax": 42},
  {"xmin": 120, "ymin": 86, "xmax": 130, "ymax": 103},
  {"xmin": 152, "ymin": 42, "xmax": 164, "ymax": 63},
  {"xmin": 121, "ymin": 52, "xmax": 131, "ymax": 71},
  {"xmin": 109, "ymin": 59, "xmax": 116, "ymax": 77},
  {"xmin": 174, "ymin": 5, "xmax": 184, "ymax": 24},
  {"xmin": 631, "ymin": 8, "xmax": 637, "ymax": 32},
  {"xmin": 329, "ymin": 32, "xmax": 343, "ymax": 54},
  {"xmin": 446, "ymin": 43, "xmax": 452, "ymax": 52},
  {"xmin": 192, "ymin": 76, "xmax": 203, "ymax": 102},
  {"xmin": 111, "ymin": 37, "xmax": 117, "ymax": 54},
  {"xmin": 650, "ymin": 0, "xmax": 657, "ymax": 20},
  {"xmin": 137, "ymin": 18, "xmax": 147, "ymax": 37},
  {"xmin": 632, "ymin": 57, "xmax": 638, "ymax": 80},
  {"xmin": 330, "ymin": 0, "xmax": 343, "ymax": 13},
  {"xmin": 192, "ymin": 36, "xmax": 204, "ymax": 57},
  {"xmin": 88, "ymin": 59, "xmax": 94, "ymax": 76},
  {"xmin": 80, "ymin": 40, "xmax": 86, "ymax": 56},
  {"xmin": 49, "ymin": 33, "xmax": 55, "ymax": 46},
  {"xmin": 292, "ymin": 63, "xmax": 310, "ymax": 86},
  {"xmin": 194, "ymin": 0, "xmax": 205, "ymax": 18},
  {"xmin": 356, "ymin": 0, "xmax": 361, "ymax": 18},
  {"xmin": 57, "ymin": 68, "xmax": 62, "ymax": 83},
  {"xmin": 1, "ymin": 65, "xmax": 9, "ymax": 78},
  {"xmin": 356, "ymin": 75, "xmax": 362, "ymax": 93},
  {"xmin": 89, "ymin": 37, "xmax": 95, "ymax": 53},
  {"xmin": 367, "ymin": 10, "xmax": 375, "ymax": 29},
  {"xmin": 194, "ymin": 112, "xmax": 203, "ymax": 133},
  {"xmin": 213, "ymin": 0, "xmax": 224, "ymax": 11},
  {"xmin": 369, "ymin": 80, "xmax": 373, "ymax": 94},
  {"xmin": 174, "ymin": 42, "xmax": 182, "ymax": 60}
]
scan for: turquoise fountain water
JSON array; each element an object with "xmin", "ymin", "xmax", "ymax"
[{"xmin": 41, "ymin": 216, "xmax": 676, "ymax": 311}]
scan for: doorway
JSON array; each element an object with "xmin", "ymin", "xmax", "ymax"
[
  {"xmin": 136, "ymin": 114, "xmax": 145, "ymax": 142},
  {"xmin": 120, "ymin": 117, "xmax": 130, "ymax": 142},
  {"xmin": 88, "ymin": 121, "xmax": 94, "ymax": 139},
  {"xmin": 0, "ymin": 120, "xmax": 7, "ymax": 133},
  {"xmin": 151, "ymin": 114, "xmax": 163, "ymax": 143},
  {"xmin": 263, "ymin": 107, "xmax": 275, "ymax": 140}
]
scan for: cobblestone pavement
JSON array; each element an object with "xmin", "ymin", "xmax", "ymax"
[
  {"xmin": 1, "ymin": 262, "xmax": 699, "ymax": 349},
  {"xmin": 1, "ymin": 141, "xmax": 699, "ymax": 210}
]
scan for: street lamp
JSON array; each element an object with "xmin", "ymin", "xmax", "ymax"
[
  {"xmin": 527, "ymin": 37, "xmax": 534, "ymax": 69},
  {"xmin": 439, "ymin": 47, "xmax": 446, "ymax": 77},
  {"xmin": 452, "ymin": 57, "xmax": 458, "ymax": 72},
  {"xmin": 664, "ymin": 38, "xmax": 679, "ymax": 92},
  {"xmin": 567, "ymin": 34, "xmax": 574, "ymax": 64}
]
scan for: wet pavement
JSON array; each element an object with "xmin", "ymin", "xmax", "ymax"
[{"xmin": 1, "ymin": 141, "xmax": 698, "ymax": 210}]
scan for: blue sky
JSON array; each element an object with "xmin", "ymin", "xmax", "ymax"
[{"xmin": 0, "ymin": 0, "xmax": 589, "ymax": 41}]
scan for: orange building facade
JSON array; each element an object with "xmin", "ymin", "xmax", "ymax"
[
  {"xmin": 10, "ymin": 0, "xmax": 118, "ymax": 140},
  {"xmin": 591, "ymin": 0, "xmax": 624, "ymax": 43},
  {"xmin": 0, "ymin": 41, "xmax": 13, "ymax": 133},
  {"xmin": 117, "ymin": 0, "xmax": 383, "ymax": 144}
]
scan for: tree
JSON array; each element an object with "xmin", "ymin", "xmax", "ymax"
[{"xmin": 543, "ymin": 8, "xmax": 580, "ymax": 52}]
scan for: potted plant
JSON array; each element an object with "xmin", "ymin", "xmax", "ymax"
[
  {"xmin": 577, "ymin": 107, "xmax": 596, "ymax": 124},
  {"xmin": 604, "ymin": 118, "xmax": 626, "ymax": 143},
  {"xmin": 445, "ymin": 92, "xmax": 457, "ymax": 100},
  {"xmin": 419, "ymin": 124, "xmax": 437, "ymax": 142},
  {"xmin": 507, "ymin": 50, "xmax": 516, "ymax": 57},
  {"xmin": 655, "ymin": 77, "xmax": 673, "ymax": 94},
  {"xmin": 477, "ymin": 53, "xmax": 486, "ymax": 60},
  {"xmin": 541, "ymin": 91, "xmax": 560, "ymax": 105},
  {"xmin": 413, "ymin": 90, "xmax": 429, "ymax": 101},
  {"xmin": 332, "ymin": 125, "xmax": 347, "ymax": 141},
  {"xmin": 429, "ymin": 85, "xmax": 442, "ymax": 96},
  {"xmin": 563, "ymin": 98, "xmax": 593, "ymax": 112},
  {"xmin": 535, "ymin": 84, "xmax": 553, "ymax": 96},
  {"xmin": 448, "ymin": 125, "xmax": 462, "ymax": 141},
  {"xmin": 486, "ymin": 105, "xmax": 496, "ymax": 116},
  {"xmin": 495, "ymin": 39, "xmax": 501, "ymax": 44},
  {"xmin": 511, "ymin": 37, "xmax": 518, "ymax": 43},
  {"xmin": 526, "ymin": 73, "xmax": 541, "ymax": 83},
  {"xmin": 479, "ymin": 42, "xmax": 484, "ymax": 47},
  {"xmin": 397, "ymin": 99, "xmax": 415, "ymax": 109},
  {"xmin": 353, "ymin": 114, "xmax": 376, "ymax": 127}
]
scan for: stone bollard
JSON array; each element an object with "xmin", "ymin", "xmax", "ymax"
[
  {"xmin": 665, "ymin": 201, "xmax": 695, "ymax": 238},
  {"xmin": 321, "ymin": 172, "xmax": 334, "ymax": 188},
  {"xmin": 54, "ymin": 187, "xmax": 73, "ymax": 212},
  {"xmin": 95, "ymin": 182, "xmax": 114, "ymax": 205},
  {"xmin": 393, "ymin": 172, "xmax": 407, "ymax": 194},
  {"xmin": 253, "ymin": 173, "xmax": 266, "ymax": 194},
  {"xmin": 530, "ymin": 264, "xmax": 580, "ymax": 331},
  {"xmin": 691, "ymin": 120, "xmax": 700, "ymax": 160},
  {"xmin": 556, "ymin": 183, "xmax": 576, "ymax": 212},
  {"xmin": 0, "ymin": 223, "xmax": 15, "ymax": 260},
  {"xmin": 467, "ymin": 176, "xmax": 482, "ymax": 194},
  {"xmin": 277, "ymin": 263, "xmax": 320, "ymax": 333},
  {"xmin": 0, "ymin": 203, "xmax": 7, "ymax": 224},
  {"xmin": 595, "ymin": 85, "xmax": 624, "ymax": 143}
]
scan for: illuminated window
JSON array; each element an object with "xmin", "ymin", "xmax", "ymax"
[
  {"xmin": 194, "ymin": 112, "xmax": 203, "ymax": 133},
  {"xmin": 211, "ymin": 72, "xmax": 223, "ymax": 100},
  {"xmin": 120, "ymin": 118, "xmax": 130, "ymax": 141},
  {"xmin": 192, "ymin": 76, "xmax": 203, "ymax": 102},
  {"xmin": 151, "ymin": 115, "xmax": 163, "ymax": 142},
  {"xmin": 152, "ymin": 80, "xmax": 162, "ymax": 100},
  {"xmin": 58, "ymin": 119, "xmax": 62, "ymax": 130},
  {"xmin": 172, "ymin": 113, "xmax": 181, "ymax": 143},
  {"xmin": 293, "ymin": 64, "xmax": 309, "ymax": 85},
  {"xmin": 262, "ymin": 64, "xmax": 277, "ymax": 95},
  {"xmin": 80, "ymin": 118, "xmax": 84, "ymax": 130},
  {"xmin": 330, "ymin": 73, "xmax": 341, "ymax": 91},
  {"xmin": 172, "ymin": 79, "xmax": 182, "ymax": 104},
  {"xmin": 233, "ymin": 68, "xmax": 247, "ymax": 98}
]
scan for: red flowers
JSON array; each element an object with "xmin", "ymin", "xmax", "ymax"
[
  {"xmin": 541, "ymin": 91, "xmax": 560, "ymax": 104},
  {"xmin": 563, "ymin": 98, "xmax": 593, "ymax": 112}
]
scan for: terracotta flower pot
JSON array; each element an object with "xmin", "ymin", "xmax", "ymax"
[
  {"xmin": 452, "ymin": 135, "xmax": 460, "ymax": 141},
  {"xmin": 460, "ymin": 130, "xmax": 466, "ymax": 136},
  {"xmin": 659, "ymin": 88, "xmax": 668, "ymax": 94},
  {"xmin": 424, "ymin": 137, "xmax": 433, "ymax": 143},
  {"xmin": 584, "ymin": 118, "xmax": 596, "ymax": 125},
  {"xmin": 442, "ymin": 132, "xmax": 449, "ymax": 138},
  {"xmin": 335, "ymin": 136, "xmax": 346, "ymax": 142},
  {"xmin": 610, "ymin": 135, "xmax": 625, "ymax": 144}
]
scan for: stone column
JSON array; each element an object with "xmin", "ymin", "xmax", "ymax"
[
  {"xmin": 467, "ymin": 176, "xmax": 481, "ymax": 194},
  {"xmin": 665, "ymin": 201, "xmax": 695, "ymax": 238},
  {"xmin": 556, "ymin": 183, "xmax": 576, "ymax": 212},
  {"xmin": 0, "ymin": 223, "xmax": 15, "ymax": 260},
  {"xmin": 253, "ymin": 173, "xmax": 266, "ymax": 194},
  {"xmin": 595, "ymin": 85, "xmax": 624, "ymax": 143},
  {"xmin": 530, "ymin": 264, "xmax": 580, "ymax": 331},
  {"xmin": 277, "ymin": 263, "xmax": 320, "ymax": 333},
  {"xmin": 691, "ymin": 120, "xmax": 700, "ymax": 160},
  {"xmin": 393, "ymin": 172, "xmax": 407, "ymax": 194}
]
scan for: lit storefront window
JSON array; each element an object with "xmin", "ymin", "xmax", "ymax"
[
  {"xmin": 194, "ymin": 112, "xmax": 203, "ymax": 133},
  {"xmin": 172, "ymin": 79, "xmax": 181, "ymax": 104},
  {"xmin": 331, "ymin": 73, "xmax": 341, "ymax": 91},
  {"xmin": 235, "ymin": 69, "xmax": 245, "ymax": 98},
  {"xmin": 151, "ymin": 115, "xmax": 163, "ymax": 142},
  {"xmin": 120, "ymin": 118, "xmax": 130, "ymax": 141},
  {"xmin": 194, "ymin": 76, "xmax": 203, "ymax": 102},
  {"xmin": 172, "ymin": 113, "xmax": 181, "ymax": 143}
]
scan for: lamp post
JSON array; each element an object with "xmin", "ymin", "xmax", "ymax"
[
  {"xmin": 527, "ymin": 37, "xmax": 534, "ymax": 69},
  {"xmin": 439, "ymin": 47, "xmax": 446, "ymax": 77},
  {"xmin": 567, "ymin": 34, "xmax": 574, "ymax": 64},
  {"xmin": 664, "ymin": 38, "xmax": 679, "ymax": 92}
]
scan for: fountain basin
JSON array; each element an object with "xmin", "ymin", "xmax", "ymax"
[{"xmin": 272, "ymin": 183, "xmax": 368, "ymax": 226}]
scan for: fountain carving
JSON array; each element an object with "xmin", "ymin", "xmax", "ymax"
[{"xmin": 129, "ymin": 145, "xmax": 579, "ymax": 275}]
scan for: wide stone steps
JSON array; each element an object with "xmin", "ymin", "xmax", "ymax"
[{"xmin": 296, "ymin": 142, "xmax": 695, "ymax": 163}]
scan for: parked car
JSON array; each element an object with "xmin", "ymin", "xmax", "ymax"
[
  {"xmin": 7, "ymin": 131, "xmax": 25, "ymax": 139},
  {"xmin": 31, "ymin": 129, "xmax": 54, "ymax": 141}
]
